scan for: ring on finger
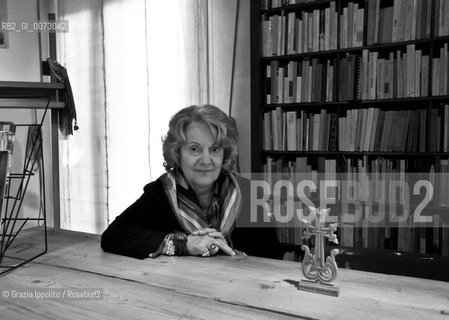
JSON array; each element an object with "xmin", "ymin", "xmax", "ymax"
[
  {"xmin": 201, "ymin": 250, "xmax": 211, "ymax": 257},
  {"xmin": 207, "ymin": 243, "xmax": 219, "ymax": 255}
]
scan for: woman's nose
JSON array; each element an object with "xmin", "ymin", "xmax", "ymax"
[{"xmin": 200, "ymin": 149, "xmax": 212, "ymax": 164}]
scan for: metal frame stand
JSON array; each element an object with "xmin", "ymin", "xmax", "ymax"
[{"xmin": 0, "ymin": 98, "xmax": 49, "ymax": 275}]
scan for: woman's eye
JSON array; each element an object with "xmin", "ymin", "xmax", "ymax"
[
  {"xmin": 190, "ymin": 146, "xmax": 199, "ymax": 153},
  {"xmin": 210, "ymin": 146, "xmax": 221, "ymax": 154}
]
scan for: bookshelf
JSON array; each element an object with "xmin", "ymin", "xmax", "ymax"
[{"xmin": 251, "ymin": 0, "xmax": 449, "ymax": 280}]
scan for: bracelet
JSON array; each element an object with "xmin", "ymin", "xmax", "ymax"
[
  {"xmin": 149, "ymin": 233, "xmax": 174, "ymax": 258},
  {"xmin": 148, "ymin": 232, "xmax": 188, "ymax": 258},
  {"xmin": 164, "ymin": 234, "xmax": 175, "ymax": 256},
  {"xmin": 173, "ymin": 233, "xmax": 189, "ymax": 256}
]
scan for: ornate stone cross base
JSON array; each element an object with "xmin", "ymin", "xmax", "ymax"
[
  {"xmin": 297, "ymin": 279, "xmax": 340, "ymax": 297},
  {"xmin": 298, "ymin": 207, "xmax": 340, "ymax": 297}
]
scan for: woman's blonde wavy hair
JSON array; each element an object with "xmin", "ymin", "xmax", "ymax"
[{"xmin": 162, "ymin": 105, "xmax": 239, "ymax": 173}]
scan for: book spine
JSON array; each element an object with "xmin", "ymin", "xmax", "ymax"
[
  {"xmin": 444, "ymin": 104, "xmax": 449, "ymax": 152},
  {"xmin": 266, "ymin": 65, "xmax": 271, "ymax": 104},
  {"xmin": 264, "ymin": 112, "xmax": 272, "ymax": 150},
  {"xmin": 392, "ymin": 0, "xmax": 401, "ymax": 42},
  {"xmin": 286, "ymin": 111, "xmax": 297, "ymax": 151}
]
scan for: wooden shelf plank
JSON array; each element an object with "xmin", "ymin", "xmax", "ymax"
[
  {"xmin": 262, "ymin": 150, "xmax": 449, "ymax": 156},
  {"xmin": 0, "ymin": 81, "xmax": 64, "ymax": 89},
  {"xmin": 264, "ymin": 95, "xmax": 449, "ymax": 108},
  {"xmin": 0, "ymin": 81, "xmax": 64, "ymax": 107},
  {"xmin": 0, "ymin": 98, "xmax": 64, "ymax": 109}
]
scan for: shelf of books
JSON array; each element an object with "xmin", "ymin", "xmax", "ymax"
[{"xmin": 251, "ymin": 0, "xmax": 449, "ymax": 277}]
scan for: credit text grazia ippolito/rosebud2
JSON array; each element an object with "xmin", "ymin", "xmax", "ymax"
[{"xmin": 249, "ymin": 177, "xmax": 436, "ymax": 226}]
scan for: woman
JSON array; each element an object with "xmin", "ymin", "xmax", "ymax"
[{"xmin": 101, "ymin": 105, "xmax": 282, "ymax": 259}]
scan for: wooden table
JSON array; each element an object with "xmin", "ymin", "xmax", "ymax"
[{"xmin": 0, "ymin": 228, "xmax": 448, "ymax": 320}]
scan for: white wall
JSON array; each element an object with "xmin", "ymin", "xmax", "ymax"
[
  {"xmin": 209, "ymin": 0, "xmax": 251, "ymax": 174},
  {"xmin": 0, "ymin": 0, "xmax": 40, "ymax": 81},
  {"xmin": 231, "ymin": 0, "xmax": 251, "ymax": 174}
]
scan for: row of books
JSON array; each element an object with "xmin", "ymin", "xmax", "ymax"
[
  {"xmin": 343, "ymin": 157, "xmax": 449, "ymax": 207},
  {"xmin": 339, "ymin": 191, "xmax": 449, "ymax": 255},
  {"xmin": 276, "ymin": 201, "xmax": 304, "ymax": 248},
  {"xmin": 432, "ymin": 43, "xmax": 449, "ymax": 96},
  {"xmin": 348, "ymin": 106, "xmax": 449, "ymax": 152},
  {"xmin": 261, "ymin": 0, "xmax": 316, "ymax": 9},
  {"xmin": 263, "ymin": 156, "xmax": 335, "ymax": 202},
  {"xmin": 367, "ymin": 0, "xmax": 434, "ymax": 45},
  {"xmin": 277, "ymin": 210, "xmax": 449, "ymax": 257},
  {"xmin": 265, "ymin": 59, "xmax": 337, "ymax": 104},
  {"xmin": 263, "ymin": 156, "xmax": 449, "ymax": 206},
  {"xmin": 430, "ymin": 159, "xmax": 449, "ymax": 207},
  {"xmin": 266, "ymin": 157, "xmax": 449, "ymax": 255},
  {"xmin": 263, "ymin": 108, "xmax": 337, "ymax": 151},
  {"xmin": 434, "ymin": 0, "xmax": 449, "ymax": 38},
  {"xmin": 359, "ymin": 45, "xmax": 431, "ymax": 100},
  {"xmin": 273, "ymin": 193, "xmax": 449, "ymax": 256},
  {"xmin": 262, "ymin": 1, "xmax": 366, "ymax": 56},
  {"xmin": 261, "ymin": 0, "xmax": 284, "ymax": 9},
  {"xmin": 261, "ymin": 2, "xmax": 340, "ymax": 56},
  {"xmin": 339, "ymin": 2, "xmax": 364, "ymax": 49},
  {"xmin": 339, "ymin": 108, "xmax": 431, "ymax": 153},
  {"xmin": 340, "ymin": 217, "xmax": 449, "ymax": 256},
  {"xmin": 264, "ymin": 43, "xmax": 449, "ymax": 103},
  {"xmin": 261, "ymin": 0, "xmax": 447, "ymax": 57},
  {"xmin": 397, "ymin": 220, "xmax": 449, "ymax": 256},
  {"xmin": 263, "ymin": 105, "xmax": 449, "ymax": 153}
]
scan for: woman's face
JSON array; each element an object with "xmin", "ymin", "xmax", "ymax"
[{"xmin": 179, "ymin": 121, "xmax": 224, "ymax": 192}]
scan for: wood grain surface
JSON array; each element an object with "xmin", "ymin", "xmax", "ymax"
[{"xmin": 1, "ymin": 228, "xmax": 448, "ymax": 320}]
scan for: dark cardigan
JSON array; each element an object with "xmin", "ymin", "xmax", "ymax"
[{"xmin": 101, "ymin": 176, "xmax": 283, "ymax": 259}]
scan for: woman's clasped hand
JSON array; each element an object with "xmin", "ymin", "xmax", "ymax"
[{"xmin": 187, "ymin": 228, "xmax": 235, "ymax": 257}]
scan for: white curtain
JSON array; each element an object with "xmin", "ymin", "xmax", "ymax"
[{"xmin": 57, "ymin": 0, "xmax": 214, "ymax": 233}]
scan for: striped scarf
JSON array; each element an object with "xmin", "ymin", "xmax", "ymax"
[{"xmin": 161, "ymin": 171, "xmax": 241, "ymax": 238}]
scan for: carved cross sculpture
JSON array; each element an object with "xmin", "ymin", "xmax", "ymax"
[{"xmin": 300, "ymin": 207, "xmax": 339, "ymax": 286}]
